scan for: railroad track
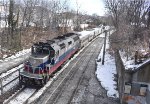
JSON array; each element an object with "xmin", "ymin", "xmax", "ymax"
[
  {"xmin": 2, "ymin": 38, "xmax": 95, "ymax": 104},
  {"xmin": 3, "ymin": 86, "xmax": 38, "ymax": 104},
  {"xmin": 2, "ymin": 36, "xmax": 103, "ymax": 104},
  {"xmin": 1, "ymin": 38, "xmax": 91, "ymax": 104},
  {"xmin": 67, "ymin": 46, "xmax": 95, "ymax": 104},
  {"xmin": 47, "ymin": 46, "xmax": 93, "ymax": 104},
  {"xmin": 35, "ymin": 37, "xmax": 103, "ymax": 104}
]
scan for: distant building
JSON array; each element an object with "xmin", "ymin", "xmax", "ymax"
[
  {"xmin": 80, "ymin": 24, "xmax": 88, "ymax": 30},
  {"xmin": 58, "ymin": 19, "xmax": 74, "ymax": 33}
]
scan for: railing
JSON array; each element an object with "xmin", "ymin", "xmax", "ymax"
[
  {"xmin": 0, "ymin": 65, "xmax": 24, "ymax": 95},
  {"xmin": 0, "ymin": 64, "xmax": 46, "ymax": 95},
  {"xmin": 0, "ymin": 65, "xmax": 43, "ymax": 95}
]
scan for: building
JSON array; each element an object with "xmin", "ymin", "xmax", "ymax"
[{"xmin": 123, "ymin": 59, "xmax": 150, "ymax": 104}]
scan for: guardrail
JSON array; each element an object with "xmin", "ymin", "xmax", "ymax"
[{"xmin": 0, "ymin": 66, "xmax": 24, "ymax": 95}]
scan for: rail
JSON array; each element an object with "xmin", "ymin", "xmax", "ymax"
[
  {"xmin": 3, "ymin": 87, "xmax": 38, "ymax": 104},
  {"xmin": 0, "ymin": 65, "xmax": 24, "ymax": 95}
]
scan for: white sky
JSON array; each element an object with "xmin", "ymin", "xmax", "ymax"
[{"xmin": 69, "ymin": 0, "xmax": 105, "ymax": 16}]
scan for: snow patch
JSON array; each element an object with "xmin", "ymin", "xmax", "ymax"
[
  {"xmin": 1, "ymin": 49, "xmax": 31, "ymax": 62},
  {"xmin": 0, "ymin": 64, "xmax": 23, "ymax": 95},
  {"xmin": 96, "ymin": 31, "xmax": 119, "ymax": 98},
  {"xmin": 7, "ymin": 88, "xmax": 36, "ymax": 104},
  {"xmin": 119, "ymin": 51, "xmax": 150, "ymax": 70}
]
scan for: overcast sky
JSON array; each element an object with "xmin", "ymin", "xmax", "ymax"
[{"xmin": 69, "ymin": 0, "xmax": 105, "ymax": 16}]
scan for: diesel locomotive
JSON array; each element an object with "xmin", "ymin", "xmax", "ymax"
[{"xmin": 19, "ymin": 28, "xmax": 102, "ymax": 86}]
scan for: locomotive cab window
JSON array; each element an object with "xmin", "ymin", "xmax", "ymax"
[
  {"xmin": 42, "ymin": 47, "xmax": 49, "ymax": 54},
  {"xmin": 32, "ymin": 46, "xmax": 49, "ymax": 55},
  {"xmin": 59, "ymin": 43, "xmax": 66, "ymax": 49},
  {"xmin": 50, "ymin": 50, "xmax": 55, "ymax": 57},
  {"xmin": 73, "ymin": 36, "xmax": 79, "ymax": 42},
  {"xmin": 32, "ymin": 46, "xmax": 42, "ymax": 54},
  {"xmin": 68, "ymin": 41, "xmax": 72, "ymax": 45}
]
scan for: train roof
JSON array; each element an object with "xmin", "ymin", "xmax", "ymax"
[
  {"xmin": 78, "ymin": 30, "xmax": 91, "ymax": 38},
  {"xmin": 63, "ymin": 32, "xmax": 78, "ymax": 37},
  {"xmin": 33, "ymin": 42, "xmax": 52, "ymax": 47},
  {"xmin": 32, "ymin": 32, "xmax": 79, "ymax": 52}
]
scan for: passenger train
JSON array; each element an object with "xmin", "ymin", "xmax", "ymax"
[{"xmin": 19, "ymin": 28, "xmax": 102, "ymax": 86}]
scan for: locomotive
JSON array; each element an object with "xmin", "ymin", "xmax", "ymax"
[{"xmin": 19, "ymin": 28, "xmax": 102, "ymax": 86}]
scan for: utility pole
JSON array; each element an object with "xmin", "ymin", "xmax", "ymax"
[{"xmin": 102, "ymin": 30, "xmax": 107, "ymax": 65}]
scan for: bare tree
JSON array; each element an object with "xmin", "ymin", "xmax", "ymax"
[
  {"xmin": 105, "ymin": 0, "xmax": 149, "ymax": 44},
  {"xmin": 0, "ymin": 0, "xmax": 93, "ymax": 57},
  {"xmin": 22, "ymin": 0, "xmax": 39, "ymax": 27},
  {"xmin": 105, "ymin": 0, "xmax": 150, "ymax": 62}
]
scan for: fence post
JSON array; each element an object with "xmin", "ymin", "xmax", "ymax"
[
  {"xmin": 102, "ymin": 30, "xmax": 107, "ymax": 65},
  {"xmin": 0, "ymin": 77, "xmax": 3, "ymax": 94},
  {"xmin": 19, "ymin": 68, "xmax": 22, "ymax": 87}
]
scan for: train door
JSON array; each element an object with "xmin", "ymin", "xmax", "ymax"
[
  {"xmin": 55, "ymin": 51, "xmax": 59, "ymax": 63},
  {"xmin": 49, "ymin": 49, "xmax": 55, "ymax": 65}
]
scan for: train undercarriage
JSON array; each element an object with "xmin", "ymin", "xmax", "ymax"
[{"xmin": 19, "ymin": 74, "xmax": 50, "ymax": 87}]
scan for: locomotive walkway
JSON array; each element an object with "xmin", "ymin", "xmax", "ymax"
[{"xmin": 33, "ymin": 37, "xmax": 119, "ymax": 104}]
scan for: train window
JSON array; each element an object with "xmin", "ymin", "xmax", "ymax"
[
  {"xmin": 55, "ymin": 51, "xmax": 59, "ymax": 57},
  {"xmin": 59, "ymin": 43, "xmax": 66, "ymax": 49},
  {"xmin": 32, "ymin": 45, "xmax": 50, "ymax": 55},
  {"xmin": 73, "ymin": 36, "xmax": 79, "ymax": 41},
  {"xmin": 50, "ymin": 50, "xmax": 55, "ymax": 57},
  {"xmin": 68, "ymin": 41, "xmax": 72, "ymax": 45},
  {"xmin": 32, "ymin": 46, "xmax": 42, "ymax": 54},
  {"xmin": 31, "ymin": 46, "xmax": 34, "ymax": 54},
  {"xmin": 42, "ymin": 48, "xmax": 49, "ymax": 54}
]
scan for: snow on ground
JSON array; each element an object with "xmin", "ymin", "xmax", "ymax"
[
  {"xmin": 0, "ymin": 49, "xmax": 31, "ymax": 62},
  {"xmin": 7, "ymin": 88, "xmax": 36, "ymax": 104},
  {"xmin": 78, "ymin": 27, "xmax": 101, "ymax": 39},
  {"xmin": 0, "ymin": 64, "xmax": 23, "ymax": 95},
  {"xmin": 119, "ymin": 51, "xmax": 136, "ymax": 70},
  {"xmin": 0, "ymin": 64, "xmax": 23, "ymax": 78},
  {"xmin": 96, "ymin": 32, "xmax": 119, "ymax": 98},
  {"xmin": 78, "ymin": 30, "xmax": 93, "ymax": 38},
  {"xmin": 0, "ymin": 53, "xmax": 29, "ymax": 74},
  {"xmin": 119, "ymin": 51, "xmax": 150, "ymax": 70}
]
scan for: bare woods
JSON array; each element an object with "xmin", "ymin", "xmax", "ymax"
[
  {"xmin": 0, "ymin": 0, "xmax": 101, "ymax": 59},
  {"xmin": 105, "ymin": 0, "xmax": 150, "ymax": 60}
]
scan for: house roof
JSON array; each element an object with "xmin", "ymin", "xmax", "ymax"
[{"xmin": 133, "ymin": 58, "xmax": 150, "ymax": 73}]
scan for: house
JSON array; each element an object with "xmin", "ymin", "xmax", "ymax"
[
  {"xmin": 123, "ymin": 58, "xmax": 150, "ymax": 104},
  {"xmin": 58, "ymin": 19, "xmax": 74, "ymax": 33},
  {"xmin": 114, "ymin": 50, "xmax": 150, "ymax": 104},
  {"xmin": 80, "ymin": 24, "xmax": 88, "ymax": 30}
]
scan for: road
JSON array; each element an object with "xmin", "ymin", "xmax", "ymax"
[{"xmin": 34, "ymin": 37, "xmax": 119, "ymax": 104}]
